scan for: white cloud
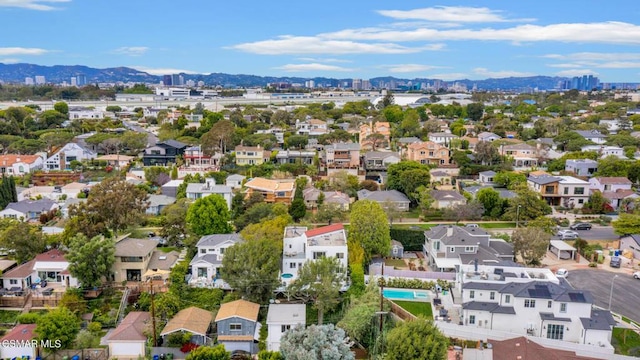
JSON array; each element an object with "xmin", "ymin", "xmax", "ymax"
[
  {"xmin": 473, "ymin": 67, "xmax": 535, "ymax": 78},
  {"xmin": 274, "ymin": 63, "xmax": 353, "ymax": 72},
  {"xmin": 0, "ymin": 58, "xmax": 20, "ymax": 63},
  {"xmin": 112, "ymin": 47, "xmax": 149, "ymax": 57},
  {"xmin": 0, "ymin": 47, "xmax": 48, "ymax": 56},
  {"xmin": 129, "ymin": 66, "xmax": 199, "ymax": 75},
  {"xmin": 542, "ymin": 52, "xmax": 640, "ymax": 61},
  {"xmin": 544, "ymin": 52, "xmax": 640, "ymax": 69},
  {"xmin": 382, "ymin": 64, "xmax": 442, "ymax": 73},
  {"xmin": 322, "ymin": 22, "xmax": 640, "ymax": 45},
  {"xmin": 0, "ymin": 0, "xmax": 70, "ymax": 11},
  {"xmin": 428, "ymin": 72, "xmax": 468, "ymax": 81},
  {"xmin": 555, "ymin": 69, "xmax": 599, "ymax": 77},
  {"xmin": 296, "ymin": 57, "xmax": 352, "ymax": 63},
  {"xmin": 378, "ymin": 6, "xmax": 534, "ymax": 23},
  {"xmin": 229, "ymin": 35, "xmax": 442, "ymax": 55}
]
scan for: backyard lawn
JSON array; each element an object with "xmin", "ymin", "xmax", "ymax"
[
  {"xmin": 384, "ymin": 259, "xmax": 407, "ymax": 268},
  {"xmin": 393, "ymin": 300, "xmax": 433, "ymax": 319},
  {"xmin": 612, "ymin": 327, "xmax": 640, "ymax": 356}
]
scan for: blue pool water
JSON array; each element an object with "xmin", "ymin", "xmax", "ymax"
[
  {"xmin": 281, "ymin": 273, "xmax": 294, "ymax": 279},
  {"xmin": 383, "ymin": 288, "xmax": 429, "ymax": 300}
]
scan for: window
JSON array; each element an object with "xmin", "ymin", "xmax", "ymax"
[
  {"xmin": 276, "ymin": 191, "xmax": 286, "ymax": 197},
  {"xmin": 449, "ymin": 247, "xmax": 455, "ymax": 253},
  {"xmin": 574, "ymin": 187, "xmax": 585, "ymax": 195},
  {"xmin": 465, "ymin": 246, "xmax": 474, "ymax": 252},
  {"xmin": 578, "ymin": 199, "xmax": 584, "ymax": 204},
  {"xmin": 524, "ymin": 299, "xmax": 536, "ymax": 308},
  {"xmin": 281, "ymin": 325, "xmax": 291, "ymax": 333},
  {"xmin": 505, "ymin": 295, "xmax": 511, "ymax": 304},
  {"xmin": 229, "ymin": 323, "xmax": 242, "ymax": 331},
  {"xmin": 289, "ymin": 263, "xmax": 296, "ymax": 269},
  {"xmin": 336, "ymin": 253, "xmax": 344, "ymax": 259},
  {"xmin": 220, "ymin": 247, "xmax": 225, "ymax": 254},
  {"xmin": 560, "ymin": 303, "xmax": 567, "ymax": 313},
  {"xmin": 469, "ymin": 315, "xmax": 476, "ymax": 325},
  {"xmin": 563, "ymin": 187, "xmax": 569, "ymax": 195},
  {"xmin": 469, "ymin": 291, "xmax": 475, "ymax": 299},
  {"xmin": 490, "ymin": 292, "xmax": 495, "ymax": 300},
  {"xmin": 121, "ymin": 256, "xmax": 143, "ymax": 262},
  {"xmin": 547, "ymin": 324, "xmax": 564, "ymax": 340},
  {"xmin": 547, "ymin": 301, "xmax": 552, "ymax": 308},
  {"xmin": 9, "ymin": 279, "xmax": 17, "ymax": 285},
  {"xmin": 434, "ymin": 241, "xmax": 441, "ymax": 251},
  {"xmin": 200, "ymin": 249, "xmax": 206, "ymax": 254},
  {"xmin": 545, "ymin": 186, "xmax": 555, "ymax": 194},
  {"xmin": 313, "ymin": 252, "xmax": 326, "ymax": 259}
]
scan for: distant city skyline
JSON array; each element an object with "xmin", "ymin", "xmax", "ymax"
[{"xmin": 1, "ymin": 1, "xmax": 640, "ymax": 82}]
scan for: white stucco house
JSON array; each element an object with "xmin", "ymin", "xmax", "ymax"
[
  {"xmin": 281, "ymin": 224, "xmax": 348, "ymax": 287},
  {"xmin": 185, "ymin": 178, "xmax": 233, "ymax": 209},
  {"xmin": 266, "ymin": 304, "xmax": 306, "ymax": 352},
  {"xmin": 0, "ymin": 154, "xmax": 44, "ymax": 175},
  {"xmin": 189, "ymin": 233, "xmax": 242, "ymax": 288},
  {"xmin": 459, "ymin": 264, "xmax": 615, "ymax": 348},
  {"xmin": 45, "ymin": 142, "xmax": 97, "ymax": 170},
  {"xmin": 225, "ymin": 174, "xmax": 246, "ymax": 189},
  {"xmin": 0, "ymin": 324, "xmax": 38, "ymax": 359}
]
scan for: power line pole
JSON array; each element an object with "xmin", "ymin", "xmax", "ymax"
[{"xmin": 150, "ymin": 282, "xmax": 158, "ymax": 347}]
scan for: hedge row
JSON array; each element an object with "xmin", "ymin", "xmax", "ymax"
[{"xmin": 389, "ymin": 228, "xmax": 425, "ymax": 251}]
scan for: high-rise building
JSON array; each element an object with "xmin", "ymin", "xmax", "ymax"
[
  {"xmin": 362, "ymin": 79, "xmax": 371, "ymax": 90},
  {"xmin": 352, "ymin": 78, "xmax": 362, "ymax": 90},
  {"xmin": 25, "ymin": 77, "xmax": 34, "ymax": 85},
  {"xmin": 76, "ymin": 74, "xmax": 87, "ymax": 86},
  {"xmin": 305, "ymin": 80, "xmax": 315, "ymax": 89},
  {"xmin": 171, "ymin": 74, "xmax": 182, "ymax": 87},
  {"xmin": 35, "ymin": 75, "xmax": 46, "ymax": 85},
  {"xmin": 70, "ymin": 77, "xmax": 77, "ymax": 87},
  {"xmin": 163, "ymin": 75, "xmax": 172, "ymax": 86}
]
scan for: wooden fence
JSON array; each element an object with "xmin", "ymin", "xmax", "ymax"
[
  {"xmin": 41, "ymin": 348, "xmax": 108, "ymax": 360},
  {"xmin": 389, "ymin": 300, "xmax": 417, "ymax": 322}
]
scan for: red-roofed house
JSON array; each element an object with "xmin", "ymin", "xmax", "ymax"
[
  {"xmin": 0, "ymin": 324, "xmax": 37, "ymax": 359},
  {"xmin": 0, "ymin": 154, "xmax": 44, "ymax": 175},
  {"xmin": 106, "ymin": 311, "xmax": 150, "ymax": 359},
  {"xmin": 32, "ymin": 249, "xmax": 78, "ymax": 288},
  {"xmin": 281, "ymin": 224, "xmax": 347, "ymax": 285}
]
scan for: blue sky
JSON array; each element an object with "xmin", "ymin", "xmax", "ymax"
[{"xmin": 2, "ymin": 0, "xmax": 640, "ymax": 82}]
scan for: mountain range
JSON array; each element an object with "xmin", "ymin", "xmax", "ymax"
[{"xmin": 0, "ymin": 63, "xmax": 569, "ymax": 90}]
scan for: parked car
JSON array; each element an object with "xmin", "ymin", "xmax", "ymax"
[
  {"xmin": 570, "ymin": 223, "xmax": 592, "ymax": 230},
  {"xmin": 557, "ymin": 230, "xmax": 579, "ymax": 239},
  {"xmin": 633, "ymin": 271, "xmax": 640, "ymax": 279},
  {"xmin": 465, "ymin": 223, "xmax": 479, "ymax": 228},
  {"xmin": 556, "ymin": 268, "xmax": 569, "ymax": 278},
  {"xmin": 610, "ymin": 256, "xmax": 621, "ymax": 268}
]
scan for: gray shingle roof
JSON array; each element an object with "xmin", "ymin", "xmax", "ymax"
[
  {"xmin": 580, "ymin": 310, "xmax": 616, "ymax": 330},
  {"xmin": 114, "ymin": 237, "xmax": 157, "ymax": 257},
  {"xmin": 462, "ymin": 301, "xmax": 515, "ymax": 314},
  {"xmin": 148, "ymin": 195, "xmax": 176, "ymax": 207},
  {"xmin": 424, "ymin": 225, "xmax": 489, "ymax": 246},
  {"xmin": 160, "ymin": 139, "xmax": 188, "ymax": 149},
  {"xmin": 539, "ymin": 313, "xmax": 571, "ymax": 322},
  {"xmin": 528, "ymin": 175, "xmax": 560, "ymax": 185},
  {"xmin": 430, "ymin": 190, "xmax": 466, "ymax": 202},
  {"xmin": 357, "ymin": 189, "xmax": 409, "ymax": 203},
  {"xmin": 575, "ymin": 130, "xmax": 606, "ymax": 139},
  {"xmin": 196, "ymin": 233, "xmax": 242, "ymax": 248},
  {"xmin": 5, "ymin": 199, "xmax": 56, "ymax": 214},
  {"xmin": 190, "ymin": 254, "xmax": 221, "ymax": 266}
]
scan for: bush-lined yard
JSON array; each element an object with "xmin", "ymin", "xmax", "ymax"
[{"xmin": 393, "ymin": 300, "xmax": 433, "ymax": 319}]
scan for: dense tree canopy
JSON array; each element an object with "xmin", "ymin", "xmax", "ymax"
[
  {"xmin": 280, "ymin": 324, "xmax": 354, "ymax": 360},
  {"xmin": 348, "ymin": 200, "xmax": 391, "ymax": 264},
  {"xmin": 67, "ymin": 234, "xmax": 115, "ymax": 288},
  {"xmin": 385, "ymin": 317, "xmax": 448, "ymax": 360},
  {"xmin": 186, "ymin": 194, "xmax": 233, "ymax": 236},
  {"xmin": 386, "ymin": 161, "xmax": 431, "ymax": 202}
]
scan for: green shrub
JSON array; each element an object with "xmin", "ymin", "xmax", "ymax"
[
  {"xmin": 87, "ymin": 321, "xmax": 102, "ymax": 334},
  {"xmin": 389, "ymin": 228, "xmax": 425, "ymax": 251},
  {"xmin": 588, "ymin": 262, "xmax": 598, "ymax": 268},
  {"xmin": 17, "ymin": 313, "xmax": 40, "ymax": 324}
]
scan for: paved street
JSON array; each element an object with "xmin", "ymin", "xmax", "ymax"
[
  {"xmin": 566, "ymin": 269, "xmax": 640, "ymax": 323},
  {"xmin": 124, "ymin": 121, "xmax": 158, "ymax": 147},
  {"xmin": 553, "ymin": 227, "xmax": 618, "ymax": 241}
]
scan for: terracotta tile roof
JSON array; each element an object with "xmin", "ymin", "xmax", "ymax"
[
  {"xmin": 0, "ymin": 155, "xmax": 42, "ymax": 166},
  {"xmin": 0, "ymin": 324, "xmax": 36, "ymax": 342},
  {"xmin": 305, "ymin": 223, "xmax": 344, "ymax": 238},
  {"xmin": 244, "ymin": 177, "xmax": 295, "ymax": 192},
  {"xmin": 161, "ymin": 307, "xmax": 213, "ymax": 336},
  {"xmin": 107, "ymin": 312, "xmax": 150, "ymax": 341},
  {"xmin": 215, "ymin": 300, "xmax": 260, "ymax": 322},
  {"xmin": 490, "ymin": 336, "xmax": 600, "ymax": 360},
  {"xmin": 35, "ymin": 249, "xmax": 67, "ymax": 262},
  {"xmin": 217, "ymin": 335, "xmax": 254, "ymax": 341},
  {"xmin": 2, "ymin": 259, "xmax": 35, "ymax": 278}
]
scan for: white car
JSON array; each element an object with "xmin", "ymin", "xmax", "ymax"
[
  {"xmin": 556, "ymin": 269, "xmax": 569, "ymax": 278},
  {"xmin": 557, "ymin": 230, "xmax": 579, "ymax": 239},
  {"xmin": 634, "ymin": 271, "xmax": 640, "ymax": 280}
]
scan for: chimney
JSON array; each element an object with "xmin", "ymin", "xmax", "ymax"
[
  {"xmin": 59, "ymin": 151, "xmax": 65, "ymax": 170},
  {"xmin": 446, "ymin": 225, "xmax": 453, "ymax": 237}
]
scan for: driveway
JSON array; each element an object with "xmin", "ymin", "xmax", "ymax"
[
  {"xmin": 565, "ymin": 269, "xmax": 640, "ymax": 323},
  {"xmin": 553, "ymin": 226, "xmax": 617, "ymax": 241}
]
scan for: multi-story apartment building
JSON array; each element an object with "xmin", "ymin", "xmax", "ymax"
[
  {"xmin": 189, "ymin": 233, "xmax": 242, "ymax": 288},
  {"xmin": 405, "ymin": 141, "xmax": 450, "ymax": 165},
  {"xmin": 324, "ymin": 143, "xmax": 360, "ymax": 169},
  {"xmin": 359, "ymin": 122, "xmax": 390, "ymax": 150},
  {"xmin": 500, "ymin": 143, "xmax": 540, "ymax": 169},
  {"xmin": 428, "ymin": 132, "xmax": 459, "ymax": 145},
  {"xmin": 281, "ymin": 224, "xmax": 348, "ymax": 286},
  {"xmin": 183, "ymin": 146, "xmax": 222, "ymax": 170},
  {"xmin": 244, "ymin": 177, "xmax": 295, "ymax": 205},
  {"xmin": 565, "ymin": 159, "xmax": 598, "ymax": 177},
  {"xmin": 234, "ymin": 145, "xmax": 271, "ymax": 166}
]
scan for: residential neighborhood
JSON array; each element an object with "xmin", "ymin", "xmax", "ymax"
[{"xmin": 2, "ymin": 81, "xmax": 640, "ymax": 360}]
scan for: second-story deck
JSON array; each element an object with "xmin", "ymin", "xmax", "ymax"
[{"xmin": 307, "ymin": 231, "xmax": 346, "ymax": 247}]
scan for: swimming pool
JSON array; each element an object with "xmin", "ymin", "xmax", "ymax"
[
  {"xmin": 281, "ymin": 273, "xmax": 294, "ymax": 279},
  {"xmin": 383, "ymin": 288, "xmax": 430, "ymax": 300}
]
